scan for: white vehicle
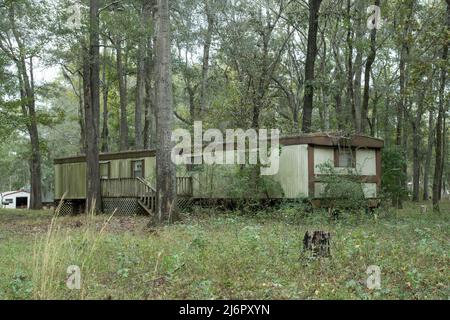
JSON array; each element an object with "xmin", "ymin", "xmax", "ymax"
[{"xmin": 0, "ymin": 190, "xmax": 30, "ymax": 209}]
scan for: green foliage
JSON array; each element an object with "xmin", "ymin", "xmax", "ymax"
[
  {"xmin": 316, "ymin": 161, "xmax": 367, "ymax": 212},
  {"xmin": 269, "ymin": 199, "xmax": 313, "ymax": 224},
  {"xmin": 9, "ymin": 271, "xmax": 33, "ymax": 299},
  {"xmin": 381, "ymin": 147, "xmax": 408, "ymax": 207},
  {"xmin": 0, "ymin": 202, "xmax": 449, "ymax": 299},
  {"xmin": 224, "ymin": 165, "xmax": 283, "ymax": 211}
]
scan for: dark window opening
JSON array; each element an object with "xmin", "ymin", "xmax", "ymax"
[
  {"xmin": 132, "ymin": 160, "xmax": 144, "ymax": 178},
  {"xmin": 335, "ymin": 148, "xmax": 355, "ymax": 168},
  {"xmin": 16, "ymin": 197, "xmax": 28, "ymax": 209}
]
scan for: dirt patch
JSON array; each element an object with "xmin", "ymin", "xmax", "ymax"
[
  {"xmin": 0, "ymin": 211, "xmax": 152, "ymax": 237},
  {"xmin": 103, "ymin": 215, "xmax": 150, "ymax": 234}
]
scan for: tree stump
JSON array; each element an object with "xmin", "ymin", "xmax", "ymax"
[
  {"xmin": 303, "ymin": 231, "xmax": 331, "ymax": 258},
  {"xmin": 420, "ymin": 205, "xmax": 427, "ymax": 214}
]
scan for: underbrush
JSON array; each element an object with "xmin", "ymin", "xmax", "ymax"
[{"xmin": 0, "ymin": 201, "xmax": 448, "ymax": 299}]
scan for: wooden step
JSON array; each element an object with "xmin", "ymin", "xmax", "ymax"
[
  {"xmin": 138, "ymin": 196, "xmax": 193, "ymax": 215},
  {"xmin": 138, "ymin": 199, "xmax": 154, "ymax": 215}
]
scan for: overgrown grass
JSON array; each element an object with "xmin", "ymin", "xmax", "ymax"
[{"xmin": 0, "ymin": 201, "xmax": 448, "ymax": 299}]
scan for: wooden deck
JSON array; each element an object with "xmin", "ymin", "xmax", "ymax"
[
  {"xmin": 100, "ymin": 177, "xmax": 193, "ymax": 198},
  {"xmin": 100, "ymin": 177, "xmax": 193, "ymax": 214}
]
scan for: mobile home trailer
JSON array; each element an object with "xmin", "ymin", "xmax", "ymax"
[{"xmin": 54, "ymin": 133, "xmax": 383, "ymax": 214}]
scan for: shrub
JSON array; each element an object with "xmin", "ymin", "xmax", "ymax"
[
  {"xmin": 316, "ymin": 161, "xmax": 367, "ymax": 213},
  {"xmin": 381, "ymin": 147, "xmax": 408, "ymax": 208},
  {"xmin": 224, "ymin": 165, "xmax": 283, "ymax": 211}
]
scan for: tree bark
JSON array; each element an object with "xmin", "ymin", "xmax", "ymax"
[
  {"xmin": 144, "ymin": 36, "xmax": 155, "ymax": 149},
  {"xmin": 199, "ymin": 0, "xmax": 214, "ymax": 118},
  {"xmin": 423, "ymin": 110, "xmax": 434, "ymax": 200},
  {"xmin": 116, "ymin": 36, "xmax": 129, "ymax": 151},
  {"xmin": 396, "ymin": 49, "xmax": 406, "ymax": 147},
  {"xmin": 439, "ymin": 113, "xmax": 447, "ymax": 200},
  {"xmin": 154, "ymin": 0, "xmax": 177, "ymax": 223},
  {"xmin": 27, "ymin": 58, "xmax": 42, "ymax": 210},
  {"xmin": 85, "ymin": 0, "xmax": 101, "ymax": 213},
  {"xmin": 303, "ymin": 230, "xmax": 331, "ymax": 258},
  {"xmin": 9, "ymin": 5, "xmax": 42, "ymax": 209},
  {"xmin": 78, "ymin": 74, "xmax": 86, "ymax": 154},
  {"xmin": 101, "ymin": 37, "xmax": 109, "ymax": 153},
  {"xmin": 411, "ymin": 77, "xmax": 429, "ymax": 202},
  {"xmin": 411, "ymin": 121, "xmax": 421, "ymax": 201},
  {"xmin": 432, "ymin": 0, "xmax": 449, "ymax": 211},
  {"xmin": 345, "ymin": 0, "xmax": 356, "ymax": 133},
  {"xmin": 361, "ymin": 0, "xmax": 380, "ymax": 134},
  {"xmin": 395, "ymin": 1, "xmax": 414, "ymax": 208},
  {"xmin": 332, "ymin": 38, "xmax": 345, "ymax": 131},
  {"xmin": 352, "ymin": 0, "xmax": 365, "ymax": 134},
  {"xmin": 301, "ymin": 0, "xmax": 322, "ymax": 133},
  {"xmin": 319, "ymin": 26, "xmax": 329, "ymax": 131},
  {"xmin": 144, "ymin": 0, "xmax": 156, "ymax": 150},
  {"xmin": 135, "ymin": 2, "xmax": 152, "ymax": 149}
]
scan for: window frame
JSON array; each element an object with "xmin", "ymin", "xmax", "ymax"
[
  {"xmin": 334, "ymin": 148, "xmax": 356, "ymax": 168},
  {"xmin": 99, "ymin": 161, "xmax": 111, "ymax": 179},
  {"xmin": 131, "ymin": 159, "xmax": 145, "ymax": 178}
]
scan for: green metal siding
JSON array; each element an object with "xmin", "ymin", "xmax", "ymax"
[
  {"xmin": 145, "ymin": 157, "xmax": 156, "ymax": 185},
  {"xmin": 55, "ymin": 157, "xmax": 155, "ymax": 200},
  {"xmin": 273, "ymin": 144, "xmax": 309, "ymax": 198},
  {"xmin": 55, "ymin": 162, "xmax": 86, "ymax": 199}
]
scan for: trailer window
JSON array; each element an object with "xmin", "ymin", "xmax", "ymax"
[
  {"xmin": 132, "ymin": 160, "xmax": 144, "ymax": 178},
  {"xmin": 100, "ymin": 162, "xmax": 110, "ymax": 179},
  {"xmin": 336, "ymin": 149, "xmax": 354, "ymax": 168}
]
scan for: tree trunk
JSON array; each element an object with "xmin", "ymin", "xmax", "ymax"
[
  {"xmin": 116, "ymin": 36, "xmax": 129, "ymax": 151},
  {"xmin": 199, "ymin": 0, "xmax": 214, "ymax": 118},
  {"xmin": 423, "ymin": 110, "xmax": 434, "ymax": 200},
  {"xmin": 27, "ymin": 59, "xmax": 42, "ymax": 210},
  {"xmin": 303, "ymin": 230, "xmax": 331, "ymax": 258},
  {"xmin": 432, "ymin": 1, "xmax": 449, "ymax": 211},
  {"xmin": 78, "ymin": 74, "xmax": 86, "ymax": 154},
  {"xmin": 345, "ymin": 0, "xmax": 356, "ymax": 133},
  {"xmin": 369, "ymin": 90, "xmax": 379, "ymax": 136},
  {"xmin": 411, "ymin": 121, "xmax": 421, "ymax": 201},
  {"xmin": 439, "ymin": 114, "xmax": 447, "ymax": 200},
  {"xmin": 144, "ymin": 0, "xmax": 156, "ymax": 150},
  {"xmin": 361, "ymin": 0, "xmax": 380, "ymax": 134},
  {"xmin": 319, "ymin": 26, "xmax": 329, "ymax": 131},
  {"xmin": 135, "ymin": 2, "xmax": 152, "ymax": 150},
  {"xmin": 144, "ymin": 35, "xmax": 155, "ymax": 149},
  {"xmin": 85, "ymin": 0, "xmax": 101, "ymax": 213},
  {"xmin": 301, "ymin": 0, "xmax": 322, "ymax": 133},
  {"xmin": 101, "ymin": 37, "xmax": 109, "ymax": 153},
  {"xmin": 395, "ymin": 1, "xmax": 414, "ymax": 208},
  {"xmin": 154, "ymin": 0, "xmax": 177, "ymax": 223},
  {"xmin": 251, "ymin": 18, "xmax": 271, "ymax": 129},
  {"xmin": 332, "ymin": 43, "xmax": 345, "ymax": 130},
  {"xmin": 396, "ymin": 47, "xmax": 406, "ymax": 147},
  {"xmin": 410, "ymin": 77, "xmax": 429, "ymax": 202},
  {"xmin": 9, "ymin": 5, "xmax": 42, "ymax": 209},
  {"xmin": 352, "ymin": 0, "xmax": 365, "ymax": 134}
]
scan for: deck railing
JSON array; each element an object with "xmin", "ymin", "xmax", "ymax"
[
  {"xmin": 177, "ymin": 176, "xmax": 193, "ymax": 196},
  {"xmin": 101, "ymin": 177, "xmax": 193, "ymax": 198},
  {"xmin": 101, "ymin": 178, "xmax": 147, "ymax": 197}
]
